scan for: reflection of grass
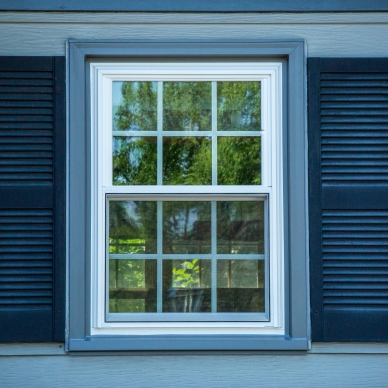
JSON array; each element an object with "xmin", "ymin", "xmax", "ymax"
[
  {"xmin": 172, "ymin": 259, "xmax": 200, "ymax": 288},
  {"xmin": 109, "ymin": 238, "xmax": 146, "ymax": 254}
]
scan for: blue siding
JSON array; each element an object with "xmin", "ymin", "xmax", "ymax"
[
  {"xmin": 1, "ymin": 352, "xmax": 388, "ymax": 387},
  {"xmin": 1, "ymin": 0, "xmax": 388, "ymax": 12}
]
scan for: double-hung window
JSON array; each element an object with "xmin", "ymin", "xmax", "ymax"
[
  {"xmin": 92, "ymin": 62, "xmax": 283, "ymax": 332},
  {"xmin": 68, "ymin": 41, "xmax": 308, "ymax": 351}
]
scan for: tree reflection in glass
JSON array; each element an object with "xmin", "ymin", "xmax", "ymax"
[
  {"xmin": 109, "ymin": 259, "xmax": 157, "ymax": 313},
  {"xmin": 163, "ymin": 259, "xmax": 211, "ymax": 313},
  {"xmin": 163, "ymin": 136, "xmax": 211, "ymax": 185},
  {"xmin": 113, "ymin": 136, "xmax": 157, "ymax": 185},
  {"xmin": 163, "ymin": 82, "xmax": 211, "ymax": 131},
  {"xmin": 113, "ymin": 81, "xmax": 157, "ymax": 131},
  {"xmin": 217, "ymin": 137, "xmax": 261, "ymax": 185},
  {"xmin": 217, "ymin": 81, "xmax": 261, "ymax": 131},
  {"xmin": 163, "ymin": 201, "xmax": 211, "ymax": 254},
  {"xmin": 109, "ymin": 200, "xmax": 157, "ymax": 254},
  {"xmin": 217, "ymin": 201, "xmax": 264, "ymax": 254},
  {"xmin": 217, "ymin": 259, "xmax": 264, "ymax": 312},
  {"xmin": 109, "ymin": 200, "xmax": 158, "ymax": 313}
]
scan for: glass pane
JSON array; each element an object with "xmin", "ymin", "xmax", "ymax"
[
  {"xmin": 217, "ymin": 201, "xmax": 264, "ymax": 254},
  {"xmin": 163, "ymin": 136, "xmax": 211, "ymax": 185},
  {"xmin": 163, "ymin": 82, "xmax": 211, "ymax": 131},
  {"xmin": 113, "ymin": 81, "xmax": 157, "ymax": 131},
  {"xmin": 163, "ymin": 259, "xmax": 211, "ymax": 312},
  {"xmin": 109, "ymin": 201, "xmax": 157, "ymax": 254},
  {"xmin": 217, "ymin": 136, "xmax": 261, "ymax": 185},
  {"xmin": 113, "ymin": 136, "xmax": 157, "ymax": 185},
  {"xmin": 109, "ymin": 259, "xmax": 157, "ymax": 313},
  {"xmin": 163, "ymin": 201, "xmax": 211, "ymax": 254},
  {"xmin": 217, "ymin": 260, "xmax": 264, "ymax": 312},
  {"xmin": 217, "ymin": 81, "xmax": 261, "ymax": 131}
]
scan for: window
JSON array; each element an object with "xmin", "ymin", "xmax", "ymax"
[
  {"xmin": 68, "ymin": 41, "xmax": 308, "ymax": 351},
  {"xmin": 92, "ymin": 62, "xmax": 283, "ymax": 331}
]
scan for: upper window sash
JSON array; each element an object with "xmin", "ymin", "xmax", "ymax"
[{"xmin": 94, "ymin": 63, "xmax": 282, "ymax": 191}]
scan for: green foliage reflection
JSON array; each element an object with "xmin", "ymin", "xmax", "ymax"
[
  {"xmin": 113, "ymin": 81, "xmax": 157, "ymax": 131},
  {"xmin": 109, "ymin": 259, "xmax": 146, "ymax": 289},
  {"xmin": 113, "ymin": 137, "xmax": 157, "ymax": 185},
  {"xmin": 113, "ymin": 81, "xmax": 262, "ymax": 186},
  {"xmin": 163, "ymin": 137, "xmax": 211, "ymax": 185},
  {"xmin": 218, "ymin": 137, "xmax": 261, "ymax": 185},
  {"xmin": 163, "ymin": 82, "xmax": 211, "ymax": 131},
  {"xmin": 109, "ymin": 259, "xmax": 157, "ymax": 313},
  {"xmin": 217, "ymin": 81, "xmax": 261, "ymax": 131},
  {"xmin": 172, "ymin": 259, "xmax": 201, "ymax": 288},
  {"xmin": 109, "ymin": 201, "xmax": 157, "ymax": 254}
]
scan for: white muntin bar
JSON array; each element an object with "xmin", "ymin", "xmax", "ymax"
[
  {"xmin": 211, "ymin": 200, "xmax": 217, "ymax": 312},
  {"xmin": 212, "ymin": 81, "xmax": 218, "ymax": 186},
  {"xmin": 156, "ymin": 201, "xmax": 163, "ymax": 313},
  {"xmin": 112, "ymin": 130, "xmax": 263, "ymax": 137},
  {"xmin": 157, "ymin": 81, "xmax": 163, "ymax": 186}
]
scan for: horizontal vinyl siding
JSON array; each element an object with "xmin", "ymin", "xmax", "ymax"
[
  {"xmin": 0, "ymin": 13, "xmax": 388, "ymax": 56},
  {"xmin": 1, "ymin": 353, "xmax": 388, "ymax": 388}
]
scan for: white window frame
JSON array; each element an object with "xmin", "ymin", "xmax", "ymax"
[{"xmin": 89, "ymin": 61, "xmax": 285, "ymax": 336}]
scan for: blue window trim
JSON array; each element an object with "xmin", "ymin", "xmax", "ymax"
[
  {"xmin": 67, "ymin": 39, "xmax": 309, "ymax": 351},
  {"xmin": 2, "ymin": 0, "xmax": 388, "ymax": 12}
]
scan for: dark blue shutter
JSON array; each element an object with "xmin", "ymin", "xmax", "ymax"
[
  {"xmin": 309, "ymin": 58, "xmax": 388, "ymax": 341},
  {"xmin": 0, "ymin": 57, "xmax": 65, "ymax": 342}
]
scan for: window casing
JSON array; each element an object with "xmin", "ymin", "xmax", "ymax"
[{"xmin": 68, "ymin": 40, "xmax": 308, "ymax": 351}]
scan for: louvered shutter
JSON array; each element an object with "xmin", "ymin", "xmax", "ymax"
[
  {"xmin": 309, "ymin": 58, "xmax": 388, "ymax": 342},
  {"xmin": 0, "ymin": 57, "xmax": 65, "ymax": 342}
]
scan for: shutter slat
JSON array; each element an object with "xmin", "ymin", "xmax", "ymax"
[
  {"xmin": 2, "ymin": 94, "xmax": 53, "ymax": 101},
  {"xmin": 0, "ymin": 108, "xmax": 53, "ymax": 115},
  {"xmin": 0, "ymin": 101, "xmax": 53, "ymax": 108},
  {"xmin": 0, "ymin": 79, "xmax": 53, "ymax": 86},
  {"xmin": 321, "ymin": 73, "xmax": 388, "ymax": 80},
  {"xmin": 0, "ymin": 71, "xmax": 53, "ymax": 78},
  {"xmin": 0, "ymin": 116, "xmax": 53, "ymax": 122}
]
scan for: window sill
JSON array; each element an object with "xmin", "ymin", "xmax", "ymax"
[
  {"xmin": 4, "ymin": 341, "xmax": 388, "ymax": 355},
  {"xmin": 69, "ymin": 335, "xmax": 308, "ymax": 351}
]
